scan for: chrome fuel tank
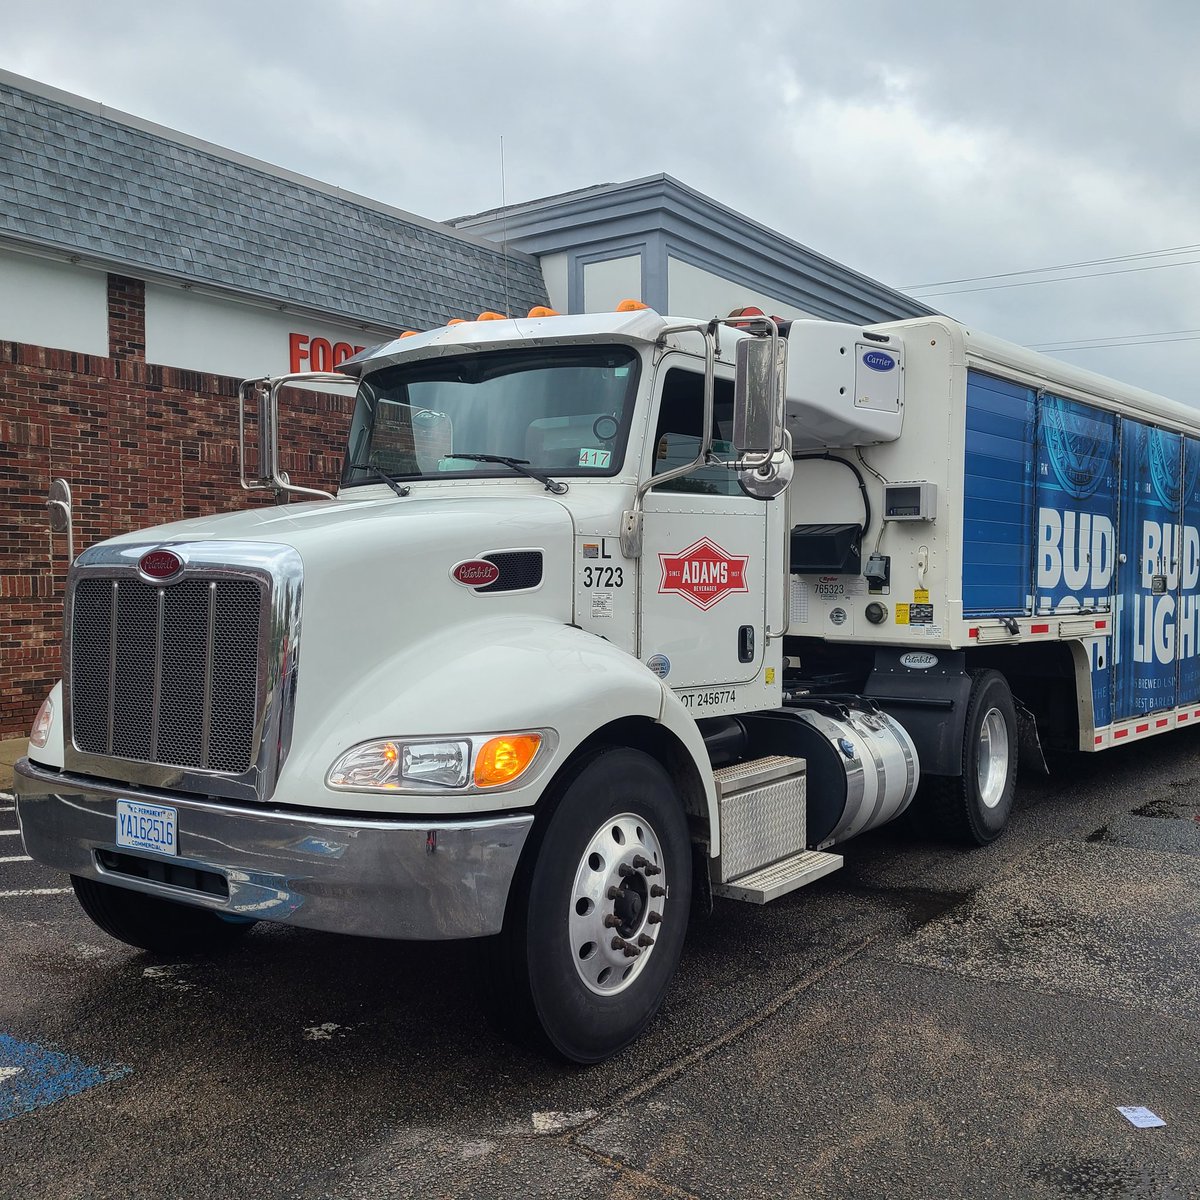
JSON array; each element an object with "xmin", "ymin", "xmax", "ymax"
[{"xmin": 736, "ymin": 702, "xmax": 919, "ymax": 846}]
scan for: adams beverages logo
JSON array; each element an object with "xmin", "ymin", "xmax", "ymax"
[{"xmin": 658, "ymin": 538, "xmax": 749, "ymax": 611}]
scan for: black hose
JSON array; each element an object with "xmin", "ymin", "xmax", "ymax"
[{"xmin": 794, "ymin": 452, "xmax": 872, "ymax": 541}]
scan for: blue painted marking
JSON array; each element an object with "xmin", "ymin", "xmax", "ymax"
[{"xmin": 0, "ymin": 1032, "xmax": 130, "ymax": 1121}]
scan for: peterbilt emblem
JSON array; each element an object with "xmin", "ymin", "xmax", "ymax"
[
  {"xmin": 658, "ymin": 538, "xmax": 749, "ymax": 611},
  {"xmin": 138, "ymin": 549, "xmax": 183, "ymax": 581},
  {"xmin": 451, "ymin": 559, "xmax": 500, "ymax": 588}
]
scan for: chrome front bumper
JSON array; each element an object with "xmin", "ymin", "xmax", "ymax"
[{"xmin": 14, "ymin": 758, "xmax": 533, "ymax": 940}]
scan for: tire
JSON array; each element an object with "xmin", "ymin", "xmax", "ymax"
[
  {"xmin": 71, "ymin": 875, "xmax": 256, "ymax": 955},
  {"xmin": 915, "ymin": 669, "xmax": 1018, "ymax": 846},
  {"xmin": 488, "ymin": 746, "xmax": 692, "ymax": 1063}
]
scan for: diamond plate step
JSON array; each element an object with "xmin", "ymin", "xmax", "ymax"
[{"xmin": 710, "ymin": 849, "xmax": 843, "ymax": 904}]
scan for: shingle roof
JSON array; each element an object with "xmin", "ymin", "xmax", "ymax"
[{"xmin": 0, "ymin": 73, "xmax": 548, "ymax": 330}]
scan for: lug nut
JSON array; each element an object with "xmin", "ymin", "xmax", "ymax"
[
  {"xmin": 632, "ymin": 854, "xmax": 652, "ymax": 869},
  {"xmin": 607, "ymin": 886, "xmax": 621, "ymax": 900},
  {"xmin": 650, "ymin": 884, "xmax": 667, "ymax": 897},
  {"xmin": 603, "ymin": 914, "xmax": 622, "ymax": 928},
  {"xmin": 618, "ymin": 863, "xmax": 635, "ymax": 878},
  {"xmin": 611, "ymin": 936, "xmax": 641, "ymax": 958},
  {"xmin": 637, "ymin": 933, "xmax": 655, "ymax": 947},
  {"xmin": 647, "ymin": 911, "xmax": 662, "ymax": 924}
]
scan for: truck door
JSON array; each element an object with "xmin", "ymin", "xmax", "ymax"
[
  {"xmin": 638, "ymin": 359, "xmax": 767, "ymax": 690},
  {"xmin": 1116, "ymin": 420, "xmax": 1181, "ymax": 719}
]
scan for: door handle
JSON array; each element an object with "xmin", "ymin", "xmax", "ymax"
[{"xmin": 738, "ymin": 625, "xmax": 755, "ymax": 663}]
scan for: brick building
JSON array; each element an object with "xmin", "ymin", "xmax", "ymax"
[{"xmin": 0, "ymin": 69, "xmax": 929, "ymax": 735}]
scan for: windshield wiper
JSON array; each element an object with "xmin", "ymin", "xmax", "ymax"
[
  {"xmin": 447, "ymin": 453, "xmax": 568, "ymax": 494},
  {"xmin": 347, "ymin": 461, "xmax": 411, "ymax": 497}
]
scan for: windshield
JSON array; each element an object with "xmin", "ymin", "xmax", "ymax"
[{"xmin": 341, "ymin": 344, "xmax": 642, "ymax": 489}]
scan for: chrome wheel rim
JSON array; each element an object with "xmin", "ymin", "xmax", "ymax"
[
  {"xmin": 568, "ymin": 813, "xmax": 667, "ymax": 996},
  {"xmin": 976, "ymin": 707, "xmax": 1010, "ymax": 810}
]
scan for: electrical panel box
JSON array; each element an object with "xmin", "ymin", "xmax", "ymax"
[{"xmin": 883, "ymin": 481, "xmax": 937, "ymax": 521}]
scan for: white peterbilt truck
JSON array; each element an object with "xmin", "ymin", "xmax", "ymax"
[{"xmin": 18, "ymin": 302, "xmax": 1200, "ymax": 1061}]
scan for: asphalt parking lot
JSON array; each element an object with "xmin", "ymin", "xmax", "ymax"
[{"xmin": 1, "ymin": 733, "xmax": 1198, "ymax": 1200}]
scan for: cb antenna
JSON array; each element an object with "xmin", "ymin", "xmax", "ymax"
[{"xmin": 500, "ymin": 135, "xmax": 511, "ymax": 317}]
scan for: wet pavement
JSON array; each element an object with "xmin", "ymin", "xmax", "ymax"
[{"xmin": 1, "ymin": 730, "xmax": 1198, "ymax": 1199}]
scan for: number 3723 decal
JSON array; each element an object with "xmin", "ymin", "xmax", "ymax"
[{"xmin": 583, "ymin": 565, "xmax": 623, "ymax": 588}]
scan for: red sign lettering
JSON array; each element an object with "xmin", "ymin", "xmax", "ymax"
[{"xmin": 289, "ymin": 333, "xmax": 366, "ymax": 373}]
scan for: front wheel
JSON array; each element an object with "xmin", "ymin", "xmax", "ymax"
[
  {"xmin": 915, "ymin": 669, "xmax": 1018, "ymax": 845},
  {"xmin": 490, "ymin": 746, "xmax": 692, "ymax": 1063}
]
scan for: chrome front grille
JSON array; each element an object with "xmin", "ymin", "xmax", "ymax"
[{"xmin": 70, "ymin": 575, "xmax": 264, "ymax": 773}]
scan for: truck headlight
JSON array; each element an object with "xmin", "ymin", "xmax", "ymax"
[
  {"xmin": 327, "ymin": 732, "xmax": 547, "ymax": 793},
  {"xmin": 328, "ymin": 739, "xmax": 469, "ymax": 790},
  {"xmin": 30, "ymin": 695, "xmax": 54, "ymax": 750}
]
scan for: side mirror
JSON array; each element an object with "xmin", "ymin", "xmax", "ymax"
[{"xmin": 733, "ymin": 335, "xmax": 785, "ymax": 459}]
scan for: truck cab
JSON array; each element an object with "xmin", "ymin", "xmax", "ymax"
[{"xmin": 15, "ymin": 306, "xmax": 956, "ymax": 1062}]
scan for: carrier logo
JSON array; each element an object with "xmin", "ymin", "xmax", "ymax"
[
  {"xmin": 138, "ymin": 549, "xmax": 183, "ymax": 581},
  {"xmin": 899, "ymin": 652, "xmax": 938, "ymax": 669},
  {"xmin": 450, "ymin": 559, "xmax": 501, "ymax": 588},
  {"xmin": 659, "ymin": 538, "xmax": 749, "ymax": 610},
  {"xmin": 861, "ymin": 350, "xmax": 896, "ymax": 372}
]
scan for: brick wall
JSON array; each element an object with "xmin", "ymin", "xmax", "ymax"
[{"xmin": 0, "ymin": 274, "xmax": 355, "ymax": 735}]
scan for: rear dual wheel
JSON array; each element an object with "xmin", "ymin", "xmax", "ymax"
[
  {"xmin": 490, "ymin": 746, "xmax": 692, "ymax": 1063},
  {"xmin": 917, "ymin": 669, "xmax": 1018, "ymax": 845}
]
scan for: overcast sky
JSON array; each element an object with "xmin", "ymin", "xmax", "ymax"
[{"xmin": 3, "ymin": 0, "xmax": 1198, "ymax": 400}]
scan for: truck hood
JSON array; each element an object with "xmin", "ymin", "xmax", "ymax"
[{"xmin": 93, "ymin": 492, "xmax": 577, "ymax": 770}]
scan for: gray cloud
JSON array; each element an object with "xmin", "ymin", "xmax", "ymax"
[{"xmin": 4, "ymin": 0, "xmax": 1197, "ymax": 399}]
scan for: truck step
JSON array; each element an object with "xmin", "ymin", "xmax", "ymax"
[{"xmin": 711, "ymin": 849, "xmax": 843, "ymax": 904}]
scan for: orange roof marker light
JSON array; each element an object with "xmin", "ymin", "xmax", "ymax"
[
  {"xmin": 399, "ymin": 330, "xmax": 420, "ymax": 338},
  {"xmin": 446, "ymin": 318, "xmax": 467, "ymax": 326},
  {"xmin": 527, "ymin": 306, "xmax": 560, "ymax": 318},
  {"xmin": 616, "ymin": 298, "xmax": 649, "ymax": 312},
  {"xmin": 476, "ymin": 311, "xmax": 507, "ymax": 321}
]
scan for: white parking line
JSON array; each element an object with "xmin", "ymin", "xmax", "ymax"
[
  {"xmin": 0, "ymin": 805, "xmax": 15, "ymax": 813},
  {"xmin": 0, "ymin": 830, "xmax": 21, "ymax": 837},
  {"xmin": 0, "ymin": 889, "xmax": 72, "ymax": 898},
  {"xmin": 0, "ymin": 855, "xmax": 31, "ymax": 863}
]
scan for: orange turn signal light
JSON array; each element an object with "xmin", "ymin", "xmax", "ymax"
[
  {"xmin": 616, "ymin": 298, "xmax": 649, "ymax": 312},
  {"xmin": 527, "ymin": 305, "xmax": 560, "ymax": 318},
  {"xmin": 474, "ymin": 733, "xmax": 543, "ymax": 788}
]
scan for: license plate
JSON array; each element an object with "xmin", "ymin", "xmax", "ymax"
[{"xmin": 116, "ymin": 800, "xmax": 178, "ymax": 856}]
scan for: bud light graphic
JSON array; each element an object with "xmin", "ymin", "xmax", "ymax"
[
  {"xmin": 1182, "ymin": 435, "xmax": 1200, "ymax": 705},
  {"xmin": 1116, "ymin": 421, "xmax": 1188, "ymax": 719},
  {"xmin": 1035, "ymin": 394, "xmax": 1117, "ymax": 726},
  {"xmin": 1042, "ymin": 394, "xmax": 1114, "ymax": 500},
  {"xmin": 1149, "ymin": 422, "xmax": 1185, "ymax": 509}
]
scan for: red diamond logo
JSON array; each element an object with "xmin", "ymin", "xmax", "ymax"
[{"xmin": 658, "ymin": 538, "xmax": 749, "ymax": 611}]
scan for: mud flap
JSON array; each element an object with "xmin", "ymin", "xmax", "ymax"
[{"xmin": 1014, "ymin": 696, "xmax": 1050, "ymax": 775}]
